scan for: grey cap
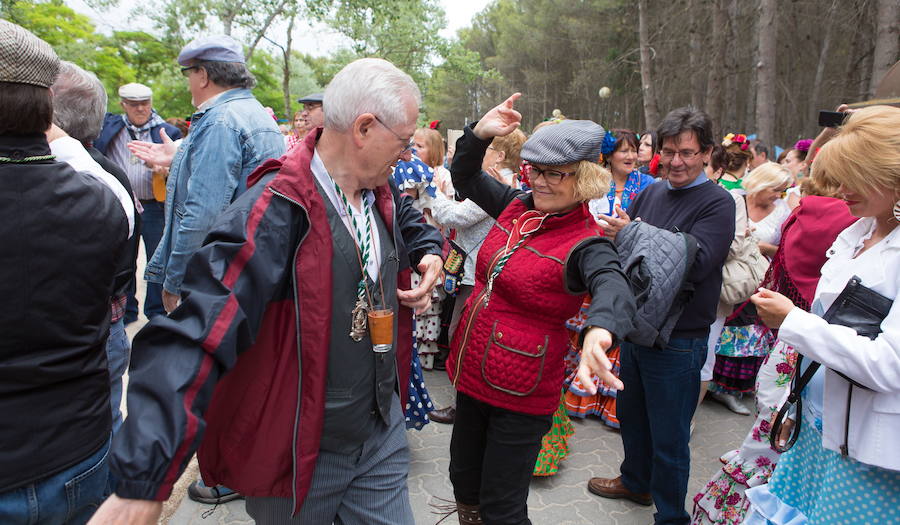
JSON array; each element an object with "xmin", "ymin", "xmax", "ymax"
[
  {"xmin": 118, "ymin": 82, "xmax": 152, "ymax": 100},
  {"xmin": 177, "ymin": 35, "xmax": 245, "ymax": 66},
  {"xmin": 0, "ymin": 19, "xmax": 59, "ymax": 88},
  {"xmin": 521, "ymin": 120, "xmax": 606, "ymax": 165},
  {"xmin": 298, "ymin": 93, "xmax": 323, "ymax": 104}
]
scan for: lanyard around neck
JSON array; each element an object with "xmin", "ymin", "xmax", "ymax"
[{"xmin": 332, "ymin": 180, "xmax": 375, "ymax": 296}]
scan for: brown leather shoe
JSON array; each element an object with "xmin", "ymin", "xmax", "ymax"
[
  {"xmin": 429, "ymin": 405, "xmax": 455, "ymax": 424},
  {"xmin": 587, "ymin": 476, "xmax": 652, "ymax": 506}
]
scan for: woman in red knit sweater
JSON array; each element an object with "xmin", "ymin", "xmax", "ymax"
[{"xmin": 444, "ymin": 94, "xmax": 636, "ymax": 525}]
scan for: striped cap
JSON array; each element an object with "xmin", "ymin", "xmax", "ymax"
[
  {"xmin": 0, "ymin": 20, "xmax": 59, "ymax": 88},
  {"xmin": 521, "ymin": 119, "xmax": 606, "ymax": 165}
]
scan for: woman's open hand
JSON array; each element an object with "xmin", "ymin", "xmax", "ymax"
[
  {"xmin": 576, "ymin": 327, "xmax": 624, "ymax": 394},
  {"xmin": 473, "ymin": 93, "xmax": 522, "ymax": 141}
]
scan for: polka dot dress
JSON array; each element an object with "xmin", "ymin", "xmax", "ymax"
[
  {"xmin": 763, "ymin": 417, "xmax": 900, "ymax": 524},
  {"xmin": 405, "ymin": 333, "xmax": 435, "ymax": 430}
]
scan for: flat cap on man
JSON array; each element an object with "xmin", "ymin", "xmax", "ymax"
[
  {"xmin": 521, "ymin": 119, "xmax": 606, "ymax": 165},
  {"xmin": 0, "ymin": 19, "xmax": 59, "ymax": 88},
  {"xmin": 297, "ymin": 93, "xmax": 323, "ymax": 104},
  {"xmin": 118, "ymin": 82, "xmax": 152, "ymax": 101},
  {"xmin": 177, "ymin": 35, "xmax": 245, "ymax": 67}
]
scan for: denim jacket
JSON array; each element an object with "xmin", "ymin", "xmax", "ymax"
[{"xmin": 146, "ymin": 89, "xmax": 285, "ymax": 294}]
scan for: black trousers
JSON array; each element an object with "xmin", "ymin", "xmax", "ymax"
[{"xmin": 449, "ymin": 391, "xmax": 552, "ymax": 525}]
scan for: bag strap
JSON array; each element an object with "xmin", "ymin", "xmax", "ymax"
[{"xmin": 770, "ymin": 354, "xmax": 820, "ymax": 453}]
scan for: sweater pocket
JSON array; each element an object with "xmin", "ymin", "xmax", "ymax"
[{"xmin": 481, "ymin": 320, "xmax": 548, "ymax": 396}]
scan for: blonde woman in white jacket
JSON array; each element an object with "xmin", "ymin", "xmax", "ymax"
[{"xmin": 745, "ymin": 105, "xmax": 900, "ymax": 524}]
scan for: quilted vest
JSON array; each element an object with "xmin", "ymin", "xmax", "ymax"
[{"xmin": 446, "ymin": 198, "xmax": 603, "ymax": 415}]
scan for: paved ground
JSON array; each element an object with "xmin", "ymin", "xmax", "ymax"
[
  {"xmin": 126, "ymin": 243, "xmax": 753, "ymax": 524},
  {"xmin": 163, "ymin": 369, "xmax": 751, "ymax": 525}
]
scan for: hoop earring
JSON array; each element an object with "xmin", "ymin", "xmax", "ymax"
[{"xmin": 894, "ymin": 199, "xmax": 900, "ymax": 222}]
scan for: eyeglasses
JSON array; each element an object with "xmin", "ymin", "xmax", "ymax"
[
  {"xmin": 374, "ymin": 115, "xmax": 414, "ymax": 153},
  {"xmin": 659, "ymin": 149, "xmax": 702, "ymax": 160},
  {"xmin": 180, "ymin": 66, "xmax": 199, "ymax": 77},
  {"xmin": 529, "ymin": 166, "xmax": 576, "ymax": 185}
]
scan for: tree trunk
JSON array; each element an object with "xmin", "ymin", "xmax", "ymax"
[
  {"xmin": 755, "ymin": 0, "xmax": 776, "ymax": 146},
  {"xmin": 706, "ymin": 0, "xmax": 727, "ymax": 133},
  {"xmin": 282, "ymin": 14, "xmax": 296, "ymax": 120},
  {"xmin": 637, "ymin": 0, "xmax": 660, "ymax": 129},
  {"xmin": 689, "ymin": 0, "xmax": 706, "ymax": 109},
  {"xmin": 808, "ymin": 0, "xmax": 838, "ymax": 137},
  {"xmin": 869, "ymin": 0, "xmax": 900, "ymax": 96}
]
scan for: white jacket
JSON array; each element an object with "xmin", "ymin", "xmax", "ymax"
[{"xmin": 779, "ymin": 217, "xmax": 900, "ymax": 471}]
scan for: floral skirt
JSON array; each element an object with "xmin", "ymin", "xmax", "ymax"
[
  {"xmin": 692, "ymin": 342, "xmax": 798, "ymax": 524},
  {"xmin": 711, "ymin": 323, "xmax": 774, "ymax": 395},
  {"xmin": 533, "ymin": 391, "xmax": 575, "ymax": 476}
]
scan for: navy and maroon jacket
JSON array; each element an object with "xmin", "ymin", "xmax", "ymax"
[{"xmin": 109, "ymin": 129, "xmax": 442, "ymax": 511}]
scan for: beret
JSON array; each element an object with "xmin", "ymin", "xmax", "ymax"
[
  {"xmin": 297, "ymin": 93, "xmax": 323, "ymax": 104},
  {"xmin": 521, "ymin": 119, "xmax": 606, "ymax": 166},
  {"xmin": 177, "ymin": 35, "xmax": 245, "ymax": 66},
  {"xmin": 0, "ymin": 19, "xmax": 59, "ymax": 88},
  {"xmin": 118, "ymin": 82, "xmax": 152, "ymax": 100}
]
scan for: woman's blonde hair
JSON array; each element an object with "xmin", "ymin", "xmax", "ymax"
[
  {"xmin": 573, "ymin": 161, "xmax": 611, "ymax": 201},
  {"xmin": 800, "ymin": 172, "xmax": 842, "ymax": 199},
  {"xmin": 490, "ymin": 129, "xmax": 527, "ymax": 171},
  {"xmin": 413, "ymin": 128, "xmax": 445, "ymax": 169},
  {"xmin": 742, "ymin": 162, "xmax": 793, "ymax": 195},
  {"xmin": 812, "ymin": 105, "xmax": 900, "ymax": 196}
]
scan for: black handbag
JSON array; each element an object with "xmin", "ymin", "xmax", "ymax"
[{"xmin": 770, "ymin": 276, "xmax": 893, "ymax": 454}]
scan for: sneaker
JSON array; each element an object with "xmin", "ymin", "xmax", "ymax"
[{"xmin": 187, "ymin": 480, "xmax": 243, "ymax": 504}]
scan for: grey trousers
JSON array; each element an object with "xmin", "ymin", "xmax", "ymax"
[{"xmin": 245, "ymin": 394, "xmax": 414, "ymax": 525}]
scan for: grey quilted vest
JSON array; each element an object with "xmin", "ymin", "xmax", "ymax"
[{"xmin": 615, "ymin": 221, "xmax": 699, "ymax": 348}]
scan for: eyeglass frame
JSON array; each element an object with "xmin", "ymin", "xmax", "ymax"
[
  {"xmin": 528, "ymin": 164, "xmax": 577, "ymax": 185},
  {"xmin": 373, "ymin": 114, "xmax": 414, "ymax": 153},
  {"xmin": 658, "ymin": 148, "xmax": 703, "ymax": 160},
  {"xmin": 180, "ymin": 66, "xmax": 199, "ymax": 77}
]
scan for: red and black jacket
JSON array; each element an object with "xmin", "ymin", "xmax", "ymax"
[{"xmin": 109, "ymin": 129, "xmax": 442, "ymax": 511}]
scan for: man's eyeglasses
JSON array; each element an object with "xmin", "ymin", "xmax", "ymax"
[
  {"xmin": 529, "ymin": 166, "xmax": 576, "ymax": 185},
  {"xmin": 374, "ymin": 115, "xmax": 414, "ymax": 153},
  {"xmin": 659, "ymin": 149, "xmax": 702, "ymax": 160},
  {"xmin": 180, "ymin": 66, "xmax": 199, "ymax": 77}
]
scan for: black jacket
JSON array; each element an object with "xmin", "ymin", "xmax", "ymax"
[{"xmin": 0, "ymin": 134, "xmax": 129, "ymax": 492}]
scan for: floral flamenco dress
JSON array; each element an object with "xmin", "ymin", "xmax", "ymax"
[{"xmin": 533, "ymin": 170, "xmax": 654, "ymax": 476}]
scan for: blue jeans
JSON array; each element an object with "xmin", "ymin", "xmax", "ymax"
[
  {"xmin": 126, "ymin": 200, "xmax": 164, "ymax": 323},
  {"xmin": 105, "ymin": 318, "xmax": 130, "ymax": 434},
  {"xmin": 0, "ymin": 437, "xmax": 110, "ymax": 525},
  {"xmin": 617, "ymin": 337, "xmax": 706, "ymax": 525}
]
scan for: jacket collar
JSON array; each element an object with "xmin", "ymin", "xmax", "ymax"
[
  {"xmin": 259, "ymin": 127, "xmax": 397, "ymax": 236},
  {"xmin": 192, "ymin": 88, "xmax": 254, "ymax": 118},
  {"xmin": 0, "ymin": 134, "xmax": 51, "ymax": 160}
]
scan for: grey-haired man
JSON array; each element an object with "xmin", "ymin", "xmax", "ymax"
[{"xmin": 95, "ymin": 82, "xmax": 182, "ymax": 324}]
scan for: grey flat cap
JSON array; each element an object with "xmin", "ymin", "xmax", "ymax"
[
  {"xmin": 521, "ymin": 120, "xmax": 606, "ymax": 165},
  {"xmin": 0, "ymin": 19, "xmax": 59, "ymax": 88},
  {"xmin": 118, "ymin": 82, "xmax": 152, "ymax": 100},
  {"xmin": 298, "ymin": 93, "xmax": 323, "ymax": 104},
  {"xmin": 177, "ymin": 35, "xmax": 245, "ymax": 66}
]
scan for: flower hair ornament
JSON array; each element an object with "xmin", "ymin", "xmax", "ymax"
[
  {"xmin": 793, "ymin": 139, "xmax": 813, "ymax": 153},
  {"xmin": 598, "ymin": 130, "xmax": 618, "ymax": 163},
  {"xmin": 722, "ymin": 133, "xmax": 750, "ymax": 151}
]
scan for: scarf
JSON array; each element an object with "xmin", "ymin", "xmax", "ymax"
[{"xmin": 122, "ymin": 111, "xmax": 165, "ymax": 139}]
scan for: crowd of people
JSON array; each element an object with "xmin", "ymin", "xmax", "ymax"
[{"xmin": 2, "ymin": 17, "xmax": 899, "ymax": 525}]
